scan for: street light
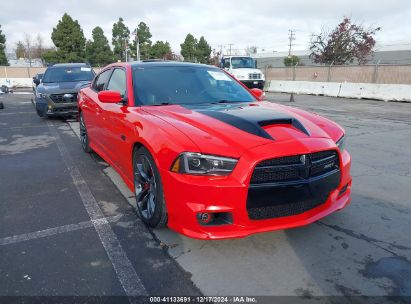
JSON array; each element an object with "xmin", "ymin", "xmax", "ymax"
[{"xmin": 132, "ymin": 28, "xmax": 140, "ymax": 61}]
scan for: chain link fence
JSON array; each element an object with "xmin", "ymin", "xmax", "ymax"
[
  {"xmin": 0, "ymin": 66, "xmax": 102, "ymax": 78},
  {"xmin": 265, "ymin": 64, "xmax": 411, "ymax": 85}
]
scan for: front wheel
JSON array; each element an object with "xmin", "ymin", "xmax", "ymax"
[
  {"xmin": 79, "ymin": 112, "xmax": 92, "ymax": 153},
  {"xmin": 133, "ymin": 147, "xmax": 168, "ymax": 228}
]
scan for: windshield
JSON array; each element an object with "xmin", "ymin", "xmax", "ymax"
[
  {"xmin": 42, "ymin": 66, "xmax": 95, "ymax": 83},
  {"xmin": 230, "ymin": 57, "xmax": 256, "ymax": 69},
  {"xmin": 132, "ymin": 66, "xmax": 256, "ymax": 106}
]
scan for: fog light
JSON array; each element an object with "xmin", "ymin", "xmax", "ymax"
[
  {"xmin": 197, "ymin": 212, "xmax": 213, "ymax": 225},
  {"xmin": 338, "ymin": 184, "xmax": 349, "ymax": 197},
  {"xmin": 196, "ymin": 212, "xmax": 233, "ymax": 226}
]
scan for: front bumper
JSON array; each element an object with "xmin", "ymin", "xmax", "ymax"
[
  {"xmin": 161, "ymin": 139, "xmax": 352, "ymax": 240},
  {"xmin": 241, "ymin": 80, "xmax": 265, "ymax": 89},
  {"xmin": 35, "ymin": 95, "xmax": 78, "ymax": 117}
]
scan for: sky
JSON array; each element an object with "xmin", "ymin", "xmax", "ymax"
[{"xmin": 1, "ymin": 0, "xmax": 411, "ymax": 55}]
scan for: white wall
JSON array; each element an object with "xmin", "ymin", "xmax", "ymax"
[
  {"xmin": 267, "ymin": 80, "xmax": 411, "ymax": 102},
  {"xmin": 0, "ymin": 78, "xmax": 33, "ymax": 88}
]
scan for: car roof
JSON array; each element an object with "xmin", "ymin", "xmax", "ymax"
[
  {"xmin": 48, "ymin": 63, "xmax": 90, "ymax": 68},
  {"xmin": 129, "ymin": 61, "xmax": 216, "ymax": 69}
]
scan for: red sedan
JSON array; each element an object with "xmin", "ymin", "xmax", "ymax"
[{"xmin": 78, "ymin": 61, "xmax": 352, "ymax": 240}]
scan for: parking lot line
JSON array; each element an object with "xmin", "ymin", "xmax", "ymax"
[
  {"xmin": 0, "ymin": 214, "xmax": 123, "ymax": 246},
  {"xmin": 46, "ymin": 121, "xmax": 148, "ymax": 297}
]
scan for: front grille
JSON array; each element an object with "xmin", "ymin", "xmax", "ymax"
[
  {"xmin": 53, "ymin": 106, "xmax": 77, "ymax": 113},
  {"xmin": 251, "ymin": 150, "xmax": 339, "ymax": 184},
  {"xmin": 251, "ymin": 168, "xmax": 300, "ymax": 184},
  {"xmin": 310, "ymin": 150, "xmax": 336, "ymax": 161},
  {"xmin": 247, "ymin": 150, "xmax": 341, "ymax": 220},
  {"xmin": 257, "ymin": 155, "xmax": 301, "ymax": 167},
  {"xmin": 248, "ymin": 196, "xmax": 328, "ymax": 220},
  {"xmin": 50, "ymin": 93, "xmax": 78, "ymax": 104},
  {"xmin": 248, "ymin": 73, "xmax": 261, "ymax": 80}
]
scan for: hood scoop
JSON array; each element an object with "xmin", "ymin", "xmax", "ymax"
[
  {"xmin": 259, "ymin": 118, "xmax": 310, "ymax": 137},
  {"xmin": 190, "ymin": 103, "xmax": 310, "ymax": 140}
]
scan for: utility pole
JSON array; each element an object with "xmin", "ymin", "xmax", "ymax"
[
  {"xmin": 133, "ymin": 28, "xmax": 140, "ymax": 61},
  {"xmin": 217, "ymin": 44, "xmax": 224, "ymax": 58},
  {"xmin": 288, "ymin": 29, "xmax": 296, "ymax": 56},
  {"xmin": 228, "ymin": 43, "xmax": 234, "ymax": 56},
  {"xmin": 124, "ymin": 39, "xmax": 128, "ymax": 62}
]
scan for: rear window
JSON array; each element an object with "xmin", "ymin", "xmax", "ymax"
[{"xmin": 43, "ymin": 66, "xmax": 95, "ymax": 83}]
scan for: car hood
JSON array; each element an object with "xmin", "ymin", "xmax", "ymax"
[
  {"xmin": 37, "ymin": 81, "xmax": 91, "ymax": 94},
  {"xmin": 143, "ymin": 101, "xmax": 342, "ymax": 158}
]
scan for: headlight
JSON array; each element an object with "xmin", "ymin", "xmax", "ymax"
[
  {"xmin": 336, "ymin": 135, "xmax": 346, "ymax": 151},
  {"xmin": 36, "ymin": 91, "xmax": 47, "ymax": 98},
  {"xmin": 171, "ymin": 152, "xmax": 238, "ymax": 176}
]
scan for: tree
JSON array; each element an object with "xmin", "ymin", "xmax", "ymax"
[
  {"xmin": 24, "ymin": 34, "xmax": 34, "ymax": 66},
  {"xmin": 164, "ymin": 52, "xmax": 182, "ymax": 61},
  {"xmin": 15, "ymin": 41, "xmax": 26, "ymax": 59},
  {"xmin": 309, "ymin": 17, "xmax": 381, "ymax": 65},
  {"xmin": 209, "ymin": 49, "xmax": 220, "ymax": 66},
  {"xmin": 180, "ymin": 34, "xmax": 198, "ymax": 62},
  {"xmin": 150, "ymin": 41, "xmax": 171, "ymax": 59},
  {"xmin": 246, "ymin": 46, "xmax": 258, "ymax": 56},
  {"xmin": 42, "ymin": 48, "xmax": 60, "ymax": 63},
  {"xmin": 45, "ymin": 13, "xmax": 86, "ymax": 63},
  {"xmin": 33, "ymin": 34, "xmax": 45, "ymax": 59},
  {"xmin": 112, "ymin": 17, "xmax": 130, "ymax": 61},
  {"xmin": 283, "ymin": 55, "xmax": 300, "ymax": 66},
  {"xmin": 130, "ymin": 22, "xmax": 152, "ymax": 60},
  {"xmin": 0, "ymin": 25, "xmax": 8, "ymax": 65},
  {"xmin": 86, "ymin": 26, "xmax": 113, "ymax": 66},
  {"xmin": 196, "ymin": 36, "xmax": 212, "ymax": 64}
]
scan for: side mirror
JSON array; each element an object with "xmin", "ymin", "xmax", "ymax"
[
  {"xmin": 98, "ymin": 90, "xmax": 123, "ymax": 103},
  {"xmin": 33, "ymin": 78, "xmax": 40, "ymax": 85},
  {"xmin": 250, "ymin": 88, "xmax": 265, "ymax": 100}
]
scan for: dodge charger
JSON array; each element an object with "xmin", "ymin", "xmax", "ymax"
[{"xmin": 78, "ymin": 61, "xmax": 352, "ymax": 240}]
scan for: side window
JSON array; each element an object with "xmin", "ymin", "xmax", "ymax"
[
  {"xmin": 107, "ymin": 69, "xmax": 127, "ymax": 97},
  {"xmin": 92, "ymin": 69, "xmax": 112, "ymax": 92},
  {"xmin": 223, "ymin": 59, "xmax": 230, "ymax": 69}
]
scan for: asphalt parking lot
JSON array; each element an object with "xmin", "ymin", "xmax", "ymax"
[
  {"xmin": 1, "ymin": 92, "xmax": 410, "ymax": 303},
  {"xmin": 0, "ymin": 93, "xmax": 200, "ymax": 299}
]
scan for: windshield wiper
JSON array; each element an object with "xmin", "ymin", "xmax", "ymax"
[
  {"xmin": 151, "ymin": 102, "xmax": 172, "ymax": 106},
  {"xmin": 211, "ymin": 100, "xmax": 248, "ymax": 104}
]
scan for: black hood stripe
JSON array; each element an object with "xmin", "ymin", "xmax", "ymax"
[{"xmin": 184, "ymin": 103, "xmax": 310, "ymax": 140}]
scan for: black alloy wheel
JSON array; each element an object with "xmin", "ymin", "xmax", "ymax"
[
  {"xmin": 133, "ymin": 147, "xmax": 167, "ymax": 228},
  {"xmin": 79, "ymin": 112, "xmax": 92, "ymax": 153}
]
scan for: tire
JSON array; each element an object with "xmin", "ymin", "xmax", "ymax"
[
  {"xmin": 79, "ymin": 112, "xmax": 92, "ymax": 153},
  {"xmin": 133, "ymin": 146, "xmax": 168, "ymax": 228},
  {"xmin": 0, "ymin": 102, "xmax": 4, "ymax": 109}
]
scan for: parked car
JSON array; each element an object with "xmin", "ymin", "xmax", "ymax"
[
  {"xmin": 35, "ymin": 63, "xmax": 95, "ymax": 118},
  {"xmin": 78, "ymin": 61, "xmax": 352, "ymax": 240},
  {"xmin": 32, "ymin": 73, "xmax": 44, "ymax": 90}
]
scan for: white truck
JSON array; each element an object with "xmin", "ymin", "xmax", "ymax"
[{"xmin": 220, "ymin": 56, "xmax": 265, "ymax": 89}]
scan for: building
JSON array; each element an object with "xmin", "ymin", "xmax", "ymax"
[{"xmin": 5, "ymin": 52, "xmax": 44, "ymax": 67}]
